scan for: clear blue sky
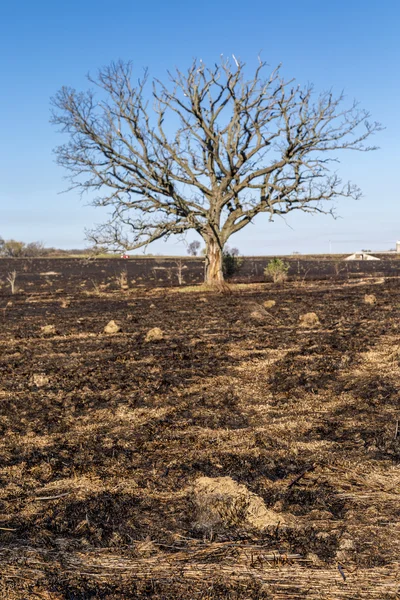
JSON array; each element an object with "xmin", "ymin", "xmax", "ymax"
[{"xmin": 0, "ymin": 0, "xmax": 399, "ymax": 255}]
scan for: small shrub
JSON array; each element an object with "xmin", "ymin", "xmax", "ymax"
[
  {"xmin": 264, "ymin": 259, "xmax": 289, "ymax": 283},
  {"xmin": 223, "ymin": 247, "xmax": 243, "ymax": 278}
]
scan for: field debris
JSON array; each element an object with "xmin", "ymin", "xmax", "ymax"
[
  {"xmin": 191, "ymin": 476, "xmax": 284, "ymax": 530},
  {"xmin": 145, "ymin": 327, "xmax": 164, "ymax": 342},
  {"xmin": 103, "ymin": 319, "xmax": 121, "ymax": 334},
  {"xmin": 299, "ymin": 312, "xmax": 320, "ymax": 327},
  {"xmin": 364, "ymin": 293, "xmax": 377, "ymax": 305}
]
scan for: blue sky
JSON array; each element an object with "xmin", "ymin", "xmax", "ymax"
[{"xmin": 0, "ymin": 0, "xmax": 399, "ymax": 255}]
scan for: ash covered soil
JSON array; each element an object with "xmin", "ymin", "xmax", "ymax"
[{"xmin": 0, "ymin": 278, "xmax": 399, "ymax": 599}]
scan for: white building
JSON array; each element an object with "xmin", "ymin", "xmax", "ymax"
[{"xmin": 344, "ymin": 252, "xmax": 380, "ymax": 261}]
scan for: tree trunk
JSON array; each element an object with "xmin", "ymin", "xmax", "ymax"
[{"xmin": 205, "ymin": 237, "xmax": 226, "ymax": 288}]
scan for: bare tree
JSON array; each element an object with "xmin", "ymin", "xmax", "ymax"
[
  {"xmin": 174, "ymin": 259, "xmax": 187, "ymax": 285},
  {"xmin": 51, "ymin": 57, "xmax": 381, "ymax": 287},
  {"xmin": 187, "ymin": 240, "xmax": 201, "ymax": 256},
  {"xmin": 24, "ymin": 241, "xmax": 47, "ymax": 257}
]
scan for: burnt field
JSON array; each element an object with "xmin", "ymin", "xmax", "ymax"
[
  {"xmin": 0, "ymin": 272, "xmax": 399, "ymax": 598},
  {"xmin": 2, "ymin": 254, "xmax": 400, "ymax": 292}
]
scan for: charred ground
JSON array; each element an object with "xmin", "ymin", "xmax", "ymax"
[{"xmin": 0, "ymin": 272, "xmax": 399, "ymax": 598}]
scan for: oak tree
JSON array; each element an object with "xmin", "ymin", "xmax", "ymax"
[{"xmin": 52, "ymin": 57, "xmax": 380, "ymax": 286}]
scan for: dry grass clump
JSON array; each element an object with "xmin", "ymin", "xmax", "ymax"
[
  {"xmin": 40, "ymin": 324, "xmax": 57, "ymax": 335},
  {"xmin": 191, "ymin": 476, "xmax": 283, "ymax": 531},
  {"xmin": 145, "ymin": 327, "xmax": 164, "ymax": 342},
  {"xmin": 299, "ymin": 312, "xmax": 320, "ymax": 328},
  {"xmin": 115, "ymin": 270, "xmax": 129, "ymax": 290},
  {"xmin": 364, "ymin": 293, "xmax": 377, "ymax": 305},
  {"xmin": 103, "ymin": 320, "xmax": 121, "ymax": 334}
]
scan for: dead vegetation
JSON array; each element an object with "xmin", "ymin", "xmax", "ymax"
[
  {"xmin": 115, "ymin": 269, "xmax": 129, "ymax": 290},
  {"xmin": 0, "ymin": 275, "xmax": 399, "ymax": 598}
]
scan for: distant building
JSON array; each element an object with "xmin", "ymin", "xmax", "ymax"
[
  {"xmin": 370, "ymin": 241, "xmax": 400, "ymax": 255},
  {"xmin": 344, "ymin": 252, "xmax": 380, "ymax": 261}
]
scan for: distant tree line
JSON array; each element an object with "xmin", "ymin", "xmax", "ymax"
[
  {"xmin": 0, "ymin": 238, "xmax": 90, "ymax": 258},
  {"xmin": 0, "ymin": 237, "xmax": 244, "ymax": 279},
  {"xmin": 0, "ymin": 238, "xmax": 47, "ymax": 257}
]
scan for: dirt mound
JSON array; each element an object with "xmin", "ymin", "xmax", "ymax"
[
  {"xmin": 40, "ymin": 324, "xmax": 57, "ymax": 335},
  {"xmin": 145, "ymin": 327, "xmax": 164, "ymax": 342},
  {"xmin": 299, "ymin": 312, "xmax": 320, "ymax": 327},
  {"xmin": 103, "ymin": 320, "xmax": 121, "ymax": 334},
  {"xmin": 249, "ymin": 302, "xmax": 275, "ymax": 321},
  {"xmin": 263, "ymin": 299, "xmax": 276, "ymax": 309},
  {"xmin": 191, "ymin": 476, "xmax": 283, "ymax": 531},
  {"xmin": 30, "ymin": 373, "xmax": 50, "ymax": 387},
  {"xmin": 364, "ymin": 294, "xmax": 377, "ymax": 305}
]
